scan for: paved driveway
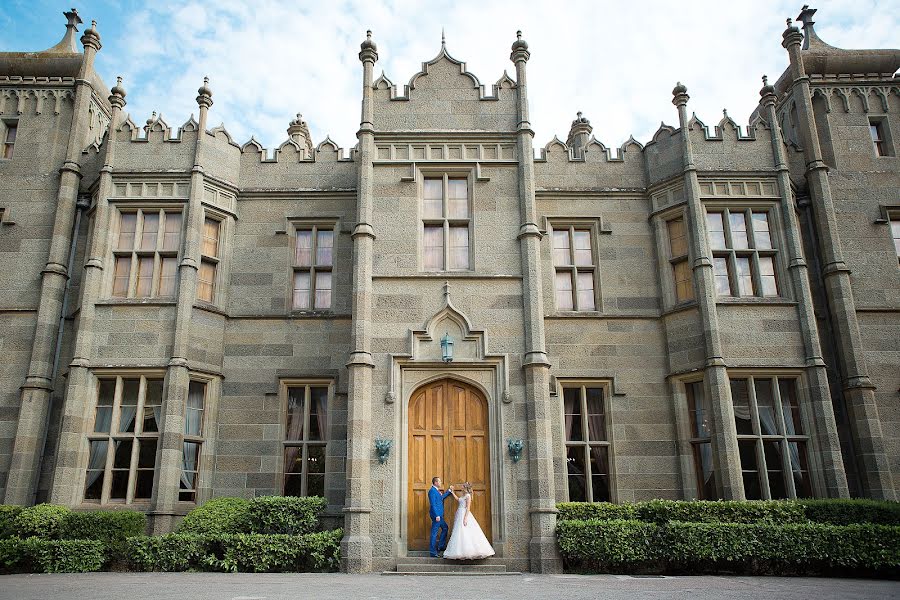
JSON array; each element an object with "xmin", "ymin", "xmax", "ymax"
[{"xmin": 0, "ymin": 572, "xmax": 897, "ymax": 600}]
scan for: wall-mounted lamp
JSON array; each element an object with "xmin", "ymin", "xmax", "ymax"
[
  {"xmin": 375, "ymin": 439, "xmax": 392, "ymax": 464},
  {"xmin": 507, "ymin": 438, "xmax": 524, "ymax": 463},
  {"xmin": 440, "ymin": 332, "xmax": 454, "ymax": 363}
]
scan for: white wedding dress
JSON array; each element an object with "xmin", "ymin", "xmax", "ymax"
[{"xmin": 442, "ymin": 493, "xmax": 495, "ymax": 560}]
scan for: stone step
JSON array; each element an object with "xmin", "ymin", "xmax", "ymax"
[{"xmin": 395, "ymin": 562, "xmax": 508, "ymax": 573}]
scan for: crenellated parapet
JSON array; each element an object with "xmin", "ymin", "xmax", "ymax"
[
  {"xmin": 371, "ymin": 38, "xmax": 519, "ymax": 132},
  {"xmin": 534, "ymin": 130, "xmax": 647, "ymax": 190}
]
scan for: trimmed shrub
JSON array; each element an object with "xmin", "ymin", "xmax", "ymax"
[
  {"xmin": 794, "ymin": 499, "xmax": 900, "ymax": 526},
  {"xmin": 556, "ymin": 518, "xmax": 900, "ymax": 576},
  {"xmin": 178, "ymin": 497, "xmax": 250, "ymax": 535},
  {"xmin": 0, "ymin": 537, "xmax": 105, "ymax": 574},
  {"xmin": 557, "ymin": 502, "xmax": 636, "ymax": 522},
  {"xmin": 556, "ymin": 519, "xmax": 658, "ymax": 571},
  {"xmin": 243, "ymin": 496, "xmax": 326, "ymax": 535},
  {"xmin": 12, "ymin": 504, "xmax": 71, "ymax": 539},
  {"xmin": 557, "ymin": 499, "xmax": 900, "ymax": 526},
  {"xmin": 124, "ymin": 530, "xmax": 342, "ymax": 573},
  {"xmin": 635, "ymin": 499, "xmax": 806, "ymax": 525},
  {"xmin": 60, "ymin": 510, "xmax": 147, "ymax": 544},
  {"xmin": 125, "ymin": 533, "xmax": 208, "ymax": 572},
  {"xmin": 207, "ymin": 530, "xmax": 342, "ymax": 573},
  {"xmin": 0, "ymin": 506, "xmax": 23, "ymax": 538}
]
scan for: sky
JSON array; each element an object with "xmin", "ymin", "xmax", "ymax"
[{"xmin": 2, "ymin": 0, "xmax": 898, "ymax": 153}]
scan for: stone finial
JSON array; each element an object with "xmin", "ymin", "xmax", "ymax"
[
  {"xmin": 797, "ymin": 5, "xmax": 816, "ymax": 29},
  {"xmin": 441, "ymin": 27, "xmax": 446, "ymax": 48},
  {"xmin": 782, "ymin": 16, "xmax": 802, "ymax": 47},
  {"xmin": 81, "ymin": 18, "xmax": 101, "ymax": 50},
  {"xmin": 144, "ymin": 111, "xmax": 157, "ymax": 133},
  {"xmin": 511, "ymin": 30, "xmax": 528, "ymax": 52},
  {"xmin": 65, "ymin": 8, "xmax": 83, "ymax": 28},
  {"xmin": 198, "ymin": 76, "xmax": 212, "ymax": 98},
  {"xmin": 510, "ymin": 30, "xmax": 530, "ymax": 63},
  {"xmin": 359, "ymin": 29, "xmax": 378, "ymax": 63},
  {"xmin": 722, "ymin": 108, "xmax": 728, "ymax": 118},
  {"xmin": 109, "ymin": 76, "xmax": 127, "ymax": 108},
  {"xmin": 672, "ymin": 82, "xmax": 689, "ymax": 107},
  {"xmin": 759, "ymin": 74, "xmax": 775, "ymax": 100},
  {"xmin": 196, "ymin": 76, "xmax": 213, "ymax": 109}
]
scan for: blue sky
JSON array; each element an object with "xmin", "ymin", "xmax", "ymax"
[{"xmin": 2, "ymin": 0, "xmax": 898, "ymax": 152}]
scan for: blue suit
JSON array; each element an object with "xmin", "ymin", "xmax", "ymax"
[{"xmin": 428, "ymin": 485, "xmax": 452, "ymax": 556}]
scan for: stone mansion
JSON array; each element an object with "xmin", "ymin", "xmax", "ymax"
[{"xmin": 0, "ymin": 5, "xmax": 898, "ymax": 573}]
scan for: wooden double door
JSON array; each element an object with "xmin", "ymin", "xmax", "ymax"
[{"xmin": 407, "ymin": 379, "xmax": 492, "ymax": 551}]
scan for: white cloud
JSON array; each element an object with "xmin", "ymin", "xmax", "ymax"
[{"xmin": 93, "ymin": 0, "xmax": 899, "ymax": 152}]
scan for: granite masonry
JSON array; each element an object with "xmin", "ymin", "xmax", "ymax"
[{"xmin": 0, "ymin": 6, "xmax": 898, "ymax": 573}]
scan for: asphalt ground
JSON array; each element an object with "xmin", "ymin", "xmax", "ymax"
[{"xmin": 0, "ymin": 572, "xmax": 898, "ymax": 600}]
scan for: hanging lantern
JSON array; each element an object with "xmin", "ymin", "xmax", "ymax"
[{"xmin": 440, "ymin": 332, "xmax": 454, "ymax": 363}]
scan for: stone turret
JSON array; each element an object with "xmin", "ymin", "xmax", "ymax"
[
  {"xmin": 566, "ymin": 111, "xmax": 592, "ymax": 157},
  {"xmin": 287, "ymin": 114, "xmax": 313, "ymax": 157}
]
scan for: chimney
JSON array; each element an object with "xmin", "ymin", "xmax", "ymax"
[{"xmin": 567, "ymin": 111, "xmax": 592, "ymax": 157}]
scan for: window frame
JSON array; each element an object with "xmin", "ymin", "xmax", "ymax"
[
  {"xmin": 110, "ymin": 206, "xmax": 183, "ymax": 300},
  {"xmin": 728, "ymin": 372, "xmax": 813, "ymax": 500},
  {"xmin": 279, "ymin": 379, "xmax": 333, "ymax": 498},
  {"xmin": 704, "ymin": 204, "xmax": 782, "ymax": 300},
  {"xmin": 291, "ymin": 222, "xmax": 336, "ymax": 311},
  {"xmin": 419, "ymin": 171, "xmax": 473, "ymax": 272},
  {"xmin": 548, "ymin": 220, "xmax": 601, "ymax": 313},
  {"xmin": 868, "ymin": 116, "xmax": 893, "ymax": 157},
  {"xmin": 559, "ymin": 380, "xmax": 614, "ymax": 503},
  {"xmin": 683, "ymin": 379, "xmax": 717, "ymax": 500},
  {"xmin": 888, "ymin": 212, "xmax": 900, "ymax": 264},
  {"xmin": 197, "ymin": 212, "xmax": 222, "ymax": 305},
  {"xmin": 83, "ymin": 371, "xmax": 166, "ymax": 506},
  {"xmin": 178, "ymin": 377, "xmax": 211, "ymax": 503},
  {"xmin": 1, "ymin": 119, "xmax": 17, "ymax": 159},
  {"xmin": 665, "ymin": 213, "xmax": 694, "ymax": 304}
]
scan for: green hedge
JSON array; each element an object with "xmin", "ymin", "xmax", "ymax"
[
  {"xmin": 0, "ymin": 538, "xmax": 106, "ymax": 573},
  {"xmin": 11, "ymin": 504, "xmax": 71, "ymax": 539},
  {"xmin": 178, "ymin": 496, "xmax": 327, "ymax": 536},
  {"xmin": 557, "ymin": 499, "xmax": 899, "ymax": 526},
  {"xmin": 557, "ymin": 519, "xmax": 900, "ymax": 576},
  {"xmin": 125, "ymin": 530, "xmax": 342, "ymax": 573},
  {"xmin": 178, "ymin": 497, "xmax": 250, "ymax": 535},
  {"xmin": 61, "ymin": 510, "xmax": 147, "ymax": 544},
  {"xmin": 242, "ymin": 496, "xmax": 326, "ymax": 535},
  {"xmin": 0, "ymin": 506, "xmax": 23, "ymax": 538},
  {"xmin": 795, "ymin": 499, "xmax": 900, "ymax": 526}
]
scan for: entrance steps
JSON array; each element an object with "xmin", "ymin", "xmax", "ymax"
[{"xmin": 385, "ymin": 556, "xmax": 519, "ymax": 576}]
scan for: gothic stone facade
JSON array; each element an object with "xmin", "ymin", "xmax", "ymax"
[{"xmin": 0, "ymin": 7, "xmax": 898, "ymax": 573}]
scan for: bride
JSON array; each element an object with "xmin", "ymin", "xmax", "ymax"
[{"xmin": 442, "ymin": 482, "xmax": 495, "ymax": 560}]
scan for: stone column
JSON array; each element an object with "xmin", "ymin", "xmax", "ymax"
[
  {"xmin": 151, "ymin": 78, "xmax": 214, "ymax": 531},
  {"xmin": 6, "ymin": 21, "xmax": 103, "ymax": 505},
  {"xmin": 672, "ymin": 83, "xmax": 744, "ymax": 500},
  {"xmin": 510, "ymin": 32, "xmax": 562, "ymax": 574},
  {"xmin": 758, "ymin": 77, "xmax": 849, "ymax": 498},
  {"xmin": 781, "ymin": 21, "xmax": 893, "ymax": 499},
  {"xmin": 49, "ymin": 76, "xmax": 127, "ymax": 505},
  {"xmin": 341, "ymin": 31, "xmax": 377, "ymax": 573}
]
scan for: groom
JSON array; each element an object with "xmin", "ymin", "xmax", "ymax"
[{"xmin": 428, "ymin": 476, "xmax": 453, "ymax": 557}]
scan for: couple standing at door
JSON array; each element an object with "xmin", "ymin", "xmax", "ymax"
[{"xmin": 428, "ymin": 476, "xmax": 494, "ymax": 559}]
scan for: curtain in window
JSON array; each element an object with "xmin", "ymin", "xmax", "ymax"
[
  {"xmin": 285, "ymin": 390, "xmax": 305, "ymax": 469},
  {"xmin": 85, "ymin": 440, "xmax": 107, "ymax": 489},
  {"xmin": 180, "ymin": 441, "xmax": 198, "ymax": 490},
  {"xmin": 185, "ymin": 384, "xmax": 204, "ymax": 436},
  {"xmin": 563, "ymin": 389, "xmax": 578, "ymax": 441}
]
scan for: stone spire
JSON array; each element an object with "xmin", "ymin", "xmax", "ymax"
[
  {"xmin": 44, "ymin": 8, "xmax": 83, "ymax": 54},
  {"xmin": 566, "ymin": 111, "xmax": 592, "ymax": 157}
]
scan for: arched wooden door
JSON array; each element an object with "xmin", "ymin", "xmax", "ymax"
[{"xmin": 407, "ymin": 379, "xmax": 492, "ymax": 551}]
